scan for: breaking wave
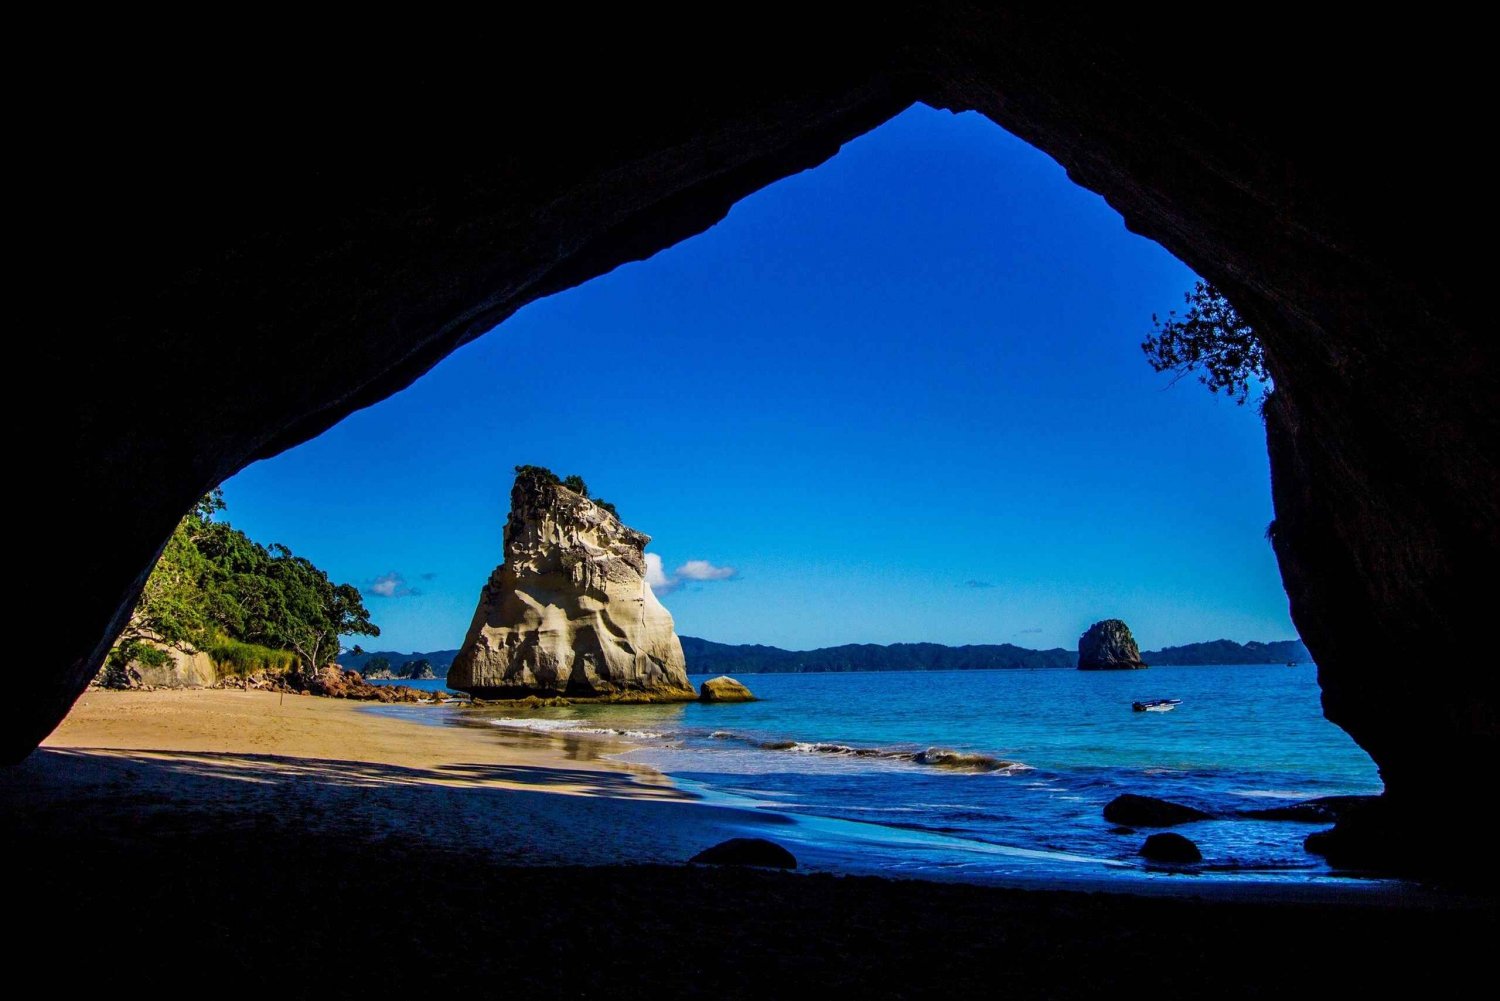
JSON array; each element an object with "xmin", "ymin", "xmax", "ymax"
[
  {"xmin": 486, "ymin": 717, "xmax": 668, "ymax": 741},
  {"xmin": 745, "ymin": 736, "xmax": 1026, "ymax": 773}
]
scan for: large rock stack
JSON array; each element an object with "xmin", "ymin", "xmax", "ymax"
[
  {"xmin": 1077, "ymin": 619, "xmax": 1148, "ymax": 670},
  {"xmin": 448, "ymin": 469, "xmax": 694, "ymax": 701}
]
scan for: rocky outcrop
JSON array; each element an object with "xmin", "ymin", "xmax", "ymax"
[
  {"xmin": 1140, "ymin": 833, "xmax": 1203, "ymax": 864},
  {"xmin": 28, "ymin": 14, "xmax": 1497, "ymax": 878},
  {"xmin": 364, "ymin": 660, "xmax": 437, "ymax": 681},
  {"xmin": 1103, "ymin": 794, "xmax": 1210, "ymax": 827},
  {"xmin": 95, "ymin": 639, "xmax": 220, "ymax": 690},
  {"xmin": 448, "ymin": 471, "xmax": 694, "ymax": 701},
  {"xmin": 137, "ymin": 645, "xmax": 218, "ymax": 688},
  {"xmin": 699, "ymin": 676, "xmax": 756, "ymax": 702},
  {"xmin": 1077, "ymin": 620, "xmax": 1146, "ymax": 670},
  {"xmin": 213, "ymin": 667, "xmax": 445, "ymax": 703},
  {"xmin": 302, "ymin": 667, "xmax": 443, "ymax": 703},
  {"xmin": 688, "ymin": 838, "xmax": 797, "ymax": 869}
]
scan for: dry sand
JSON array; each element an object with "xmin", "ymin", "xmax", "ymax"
[
  {"xmin": 45, "ymin": 688, "xmax": 679, "ymax": 795},
  {"xmin": 23, "ymin": 689, "xmax": 778, "ymax": 868}
]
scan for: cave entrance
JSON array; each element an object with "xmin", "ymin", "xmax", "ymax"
[{"xmin": 160, "ymin": 105, "xmax": 1378, "ymax": 876}]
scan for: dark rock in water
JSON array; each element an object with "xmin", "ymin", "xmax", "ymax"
[
  {"xmin": 689, "ymin": 838, "xmax": 796, "ymax": 870},
  {"xmin": 911, "ymin": 748, "xmax": 1013, "ymax": 772},
  {"xmin": 1239, "ymin": 795, "xmax": 1377, "ymax": 823},
  {"xmin": 1243, "ymin": 803, "xmax": 1335, "ymax": 823},
  {"xmin": 1103, "ymin": 794, "xmax": 1212, "ymax": 827},
  {"xmin": 699, "ymin": 676, "xmax": 756, "ymax": 702},
  {"xmin": 1109, "ymin": 826, "xmax": 1137, "ymax": 835},
  {"xmin": 1140, "ymin": 832, "xmax": 1203, "ymax": 864},
  {"xmin": 1077, "ymin": 620, "xmax": 1147, "ymax": 670}
]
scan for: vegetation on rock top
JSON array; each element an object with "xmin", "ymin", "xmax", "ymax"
[{"xmin": 514, "ymin": 465, "xmax": 618, "ymax": 517}]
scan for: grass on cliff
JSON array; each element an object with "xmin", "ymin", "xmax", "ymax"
[{"xmin": 204, "ymin": 636, "xmax": 297, "ymax": 677}]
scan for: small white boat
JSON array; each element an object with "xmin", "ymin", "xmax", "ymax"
[{"xmin": 1132, "ymin": 698, "xmax": 1182, "ymax": 713}]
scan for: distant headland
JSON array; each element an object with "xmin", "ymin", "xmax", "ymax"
[{"xmin": 344, "ymin": 637, "xmax": 1308, "ymax": 677}]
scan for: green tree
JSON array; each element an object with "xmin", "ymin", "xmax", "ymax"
[
  {"xmin": 562, "ymin": 474, "xmax": 589, "ymax": 496},
  {"xmin": 513, "ymin": 464, "xmax": 561, "ymax": 485},
  {"xmin": 365, "ymin": 655, "xmax": 392, "ymax": 676},
  {"xmin": 105, "ymin": 492, "xmax": 380, "ymax": 683},
  {"xmin": 258, "ymin": 544, "xmax": 380, "ymax": 675},
  {"xmin": 1142, "ymin": 280, "xmax": 1270, "ymax": 406}
]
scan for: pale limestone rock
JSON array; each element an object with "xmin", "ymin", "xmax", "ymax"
[
  {"xmin": 699, "ymin": 676, "xmax": 756, "ymax": 702},
  {"xmin": 449, "ymin": 470, "xmax": 693, "ymax": 699},
  {"xmin": 134, "ymin": 643, "xmax": 219, "ymax": 687}
]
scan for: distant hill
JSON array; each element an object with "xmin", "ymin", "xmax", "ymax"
[
  {"xmin": 1139, "ymin": 639, "xmax": 1309, "ymax": 665},
  {"xmin": 680, "ymin": 636, "xmax": 1310, "ymax": 674},
  {"xmin": 337, "ymin": 637, "xmax": 1310, "ymax": 678},
  {"xmin": 339, "ymin": 649, "xmax": 460, "ymax": 673},
  {"xmin": 679, "ymin": 637, "xmax": 1074, "ymax": 673}
]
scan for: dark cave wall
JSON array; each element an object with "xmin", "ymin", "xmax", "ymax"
[{"xmin": 26, "ymin": 9, "xmax": 1494, "ymax": 859}]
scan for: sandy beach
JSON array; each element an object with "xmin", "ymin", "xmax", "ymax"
[
  {"xmin": 17, "ymin": 690, "xmax": 785, "ymax": 868},
  {"xmin": 2, "ymin": 690, "xmax": 1491, "ymax": 998}
]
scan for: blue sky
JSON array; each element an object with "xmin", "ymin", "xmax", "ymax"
[{"xmin": 222, "ymin": 105, "xmax": 1292, "ymax": 654}]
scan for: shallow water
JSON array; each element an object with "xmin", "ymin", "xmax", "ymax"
[{"xmin": 428, "ymin": 666, "xmax": 1386, "ymax": 886}]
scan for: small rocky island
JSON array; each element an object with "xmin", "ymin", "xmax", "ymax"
[
  {"xmin": 448, "ymin": 467, "xmax": 697, "ymax": 701},
  {"xmin": 1077, "ymin": 619, "xmax": 1147, "ymax": 670}
]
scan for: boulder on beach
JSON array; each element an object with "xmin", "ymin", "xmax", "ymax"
[
  {"xmin": 1077, "ymin": 619, "xmax": 1147, "ymax": 670},
  {"xmin": 699, "ymin": 676, "xmax": 756, "ymax": 702},
  {"xmin": 1103, "ymin": 793, "xmax": 1212, "ymax": 827},
  {"xmin": 689, "ymin": 838, "xmax": 797, "ymax": 869},
  {"xmin": 447, "ymin": 467, "xmax": 696, "ymax": 701},
  {"xmin": 1140, "ymin": 832, "xmax": 1202, "ymax": 864}
]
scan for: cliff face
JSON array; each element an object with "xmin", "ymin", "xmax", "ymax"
[
  {"xmin": 1078, "ymin": 620, "xmax": 1146, "ymax": 670},
  {"xmin": 96, "ymin": 637, "xmax": 219, "ymax": 690},
  {"xmin": 448, "ymin": 473, "xmax": 692, "ymax": 699}
]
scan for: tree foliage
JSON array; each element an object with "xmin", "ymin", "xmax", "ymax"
[
  {"xmin": 514, "ymin": 465, "xmax": 618, "ymax": 519},
  {"xmin": 513, "ymin": 464, "xmax": 561, "ymax": 485},
  {"xmin": 109, "ymin": 490, "xmax": 379, "ymax": 679},
  {"xmin": 1142, "ymin": 280, "xmax": 1270, "ymax": 406}
]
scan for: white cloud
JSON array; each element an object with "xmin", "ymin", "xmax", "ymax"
[
  {"xmin": 644, "ymin": 553, "xmax": 677, "ymax": 594},
  {"xmin": 366, "ymin": 572, "xmax": 419, "ymax": 599},
  {"xmin": 644, "ymin": 555, "xmax": 737, "ymax": 596},
  {"xmin": 675, "ymin": 559, "xmax": 736, "ymax": 581}
]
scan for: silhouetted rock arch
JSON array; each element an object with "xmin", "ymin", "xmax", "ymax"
[{"xmin": 31, "ymin": 11, "xmax": 1493, "ymax": 873}]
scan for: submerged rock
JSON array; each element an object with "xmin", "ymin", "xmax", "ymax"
[
  {"xmin": 699, "ymin": 676, "xmax": 756, "ymax": 702},
  {"xmin": 911, "ymin": 748, "xmax": 1014, "ymax": 772},
  {"xmin": 689, "ymin": 838, "xmax": 797, "ymax": 869},
  {"xmin": 1140, "ymin": 832, "xmax": 1203, "ymax": 864},
  {"xmin": 1238, "ymin": 795, "xmax": 1376, "ymax": 823},
  {"xmin": 1103, "ymin": 793, "xmax": 1212, "ymax": 827},
  {"xmin": 1077, "ymin": 619, "xmax": 1147, "ymax": 670},
  {"xmin": 448, "ymin": 469, "xmax": 695, "ymax": 701}
]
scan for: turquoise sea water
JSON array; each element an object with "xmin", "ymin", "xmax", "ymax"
[{"xmin": 385, "ymin": 666, "xmax": 1385, "ymax": 885}]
